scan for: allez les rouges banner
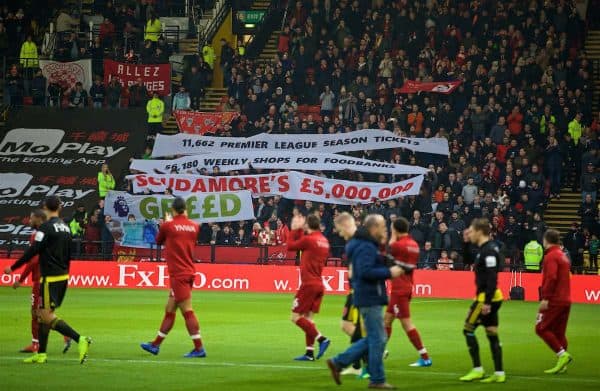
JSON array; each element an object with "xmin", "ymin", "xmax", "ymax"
[
  {"xmin": 151, "ymin": 129, "xmax": 450, "ymax": 157},
  {"xmin": 1, "ymin": 260, "xmax": 599, "ymax": 304},
  {"xmin": 0, "ymin": 108, "xmax": 147, "ymax": 249},
  {"xmin": 128, "ymin": 172, "xmax": 424, "ymax": 205},
  {"xmin": 104, "ymin": 60, "xmax": 171, "ymax": 96},
  {"xmin": 174, "ymin": 110, "xmax": 240, "ymax": 135},
  {"xmin": 130, "ymin": 151, "xmax": 429, "ymax": 175}
]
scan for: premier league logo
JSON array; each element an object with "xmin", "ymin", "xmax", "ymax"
[{"xmin": 113, "ymin": 196, "xmax": 130, "ymax": 217}]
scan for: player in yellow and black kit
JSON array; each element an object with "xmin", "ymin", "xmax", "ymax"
[
  {"xmin": 335, "ymin": 212, "xmax": 368, "ymax": 377},
  {"xmin": 4, "ymin": 196, "xmax": 92, "ymax": 364},
  {"xmin": 460, "ymin": 218, "xmax": 505, "ymax": 383}
]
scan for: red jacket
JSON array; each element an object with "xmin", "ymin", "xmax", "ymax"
[
  {"xmin": 287, "ymin": 229, "xmax": 330, "ymax": 286},
  {"xmin": 541, "ymin": 245, "xmax": 571, "ymax": 305},
  {"xmin": 156, "ymin": 215, "xmax": 199, "ymax": 278},
  {"xmin": 390, "ymin": 235, "xmax": 420, "ymax": 295}
]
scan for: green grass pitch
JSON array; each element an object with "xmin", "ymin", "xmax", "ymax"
[{"xmin": 0, "ymin": 288, "xmax": 599, "ymax": 390}]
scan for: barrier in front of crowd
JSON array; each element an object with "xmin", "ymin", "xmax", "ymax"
[{"xmin": 0, "ymin": 259, "xmax": 598, "ymax": 304}]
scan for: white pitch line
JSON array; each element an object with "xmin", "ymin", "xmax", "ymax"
[{"xmin": 1, "ymin": 356, "xmax": 598, "ymax": 384}]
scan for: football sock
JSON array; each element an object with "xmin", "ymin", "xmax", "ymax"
[
  {"xmin": 316, "ymin": 333, "xmax": 327, "ymax": 343},
  {"xmin": 295, "ymin": 318, "xmax": 318, "ymax": 347},
  {"xmin": 406, "ymin": 328, "xmax": 429, "ymax": 359},
  {"xmin": 152, "ymin": 311, "xmax": 176, "ymax": 346},
  {"xmin": 536, "ymin": 327, "xmax": 563, "ymax": 353},
  {"xmin": 50, "ymin": 318, "xmax": 80, "ymax": 343},
  {"xmin": 385, "ymin": 326, "xmax": 392, "ymax": 339},
  {"xmin": 305, "ymin": 346, "xmax": 315, "ymax": 357},
  {"xmin": 463, "ymin": 330, "xmax": 481, "ymax": 368},
  {"xmin": 557, "ymin": 349, "xmax": 566, "ymax": 357},
  {"xmin": 486, "ymin": 332, "xmax": 503, "ymax": 372},
  {"xmin": 183, "ymin": 310, "xmax": 203, "ymax": 350},
  {"xmin": 38, "ymin": 323, "xmax": 50, "ymax": 354},
  {"xmin": 31, "ymin": 316, "xmax": 39, "ymax": 341}
]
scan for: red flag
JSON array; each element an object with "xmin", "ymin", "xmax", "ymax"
[
  {"xmin": 395, "ymin": 80, "xmax": 462, "ymax": 94},
  {"xmin": 174, "ymin": 111, "xmax": 240, "ymax": 135}
]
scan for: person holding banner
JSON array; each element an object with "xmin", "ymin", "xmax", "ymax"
[{"xmin": 140, "ymin": 197, "xmax": 206, "ymax": 358}]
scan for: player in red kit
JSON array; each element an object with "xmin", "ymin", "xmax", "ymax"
[
  {"xmin": 384, "ymin": 217, "xmax": 432, "ymax": 367},
  {"xmin": 288, "ymin": 213, "xmax": 331, "ymax": 361},
  {"xmin": 11, "ymin": 209, "xmax": 46, "ymax": 353},
  {"xmin": 141, "ymin": 197, "xmax": 206, "ymax": 358},
  {"xmin": 536, "ymin": 229, "xmax": 573, "ymax": 374}
]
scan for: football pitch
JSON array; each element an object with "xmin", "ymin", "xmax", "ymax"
[{"xmin": 0, "ymin": 288, "xmax": 599, "ymax": 390}]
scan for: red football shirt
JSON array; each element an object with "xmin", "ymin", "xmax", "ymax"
[
  {"xmin": 541, "ymin": 245, "xmax": 571, "ymax": 305},
  {"xmin": 287, "ymin": 229, "xmax": 330, "ymax": 286},
  {"xmin": 156, "ymin": 215, "xmax": 199, "ymax": 278},
  {"xmin": 390, "ymin": 235, "xmax": 420, "ymax": 295},
  {"xmin": 18, "ymin": 232, "xmax": 40, "ymax": 288}
]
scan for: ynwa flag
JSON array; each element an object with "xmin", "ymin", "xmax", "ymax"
[
  {"xmin": 395, "ymin": 80, "xmax": 462, "ymax": 94},
  {"xmin": 175, "ymin": 111, "xmax": 240, "ymax": 135}
]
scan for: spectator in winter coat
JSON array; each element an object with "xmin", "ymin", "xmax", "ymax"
[
  {"xmin": 68, "ymin": 82, "xmax": 88, "ymax": 108},
  {"xmin": 106, "ymin": 77, "xmax": 122, "ymax": 108},
  {"xmin": 129, "ymin": 78, "xmax": 149, "ymax": 107},
  {"xmin": 172, "ymin": 85, "xmax": 191, "ymax": 112},
  {"xmin": 563, "ymin": 223, "xmax": 585, "ymax": 274},
  {"xmin": 544, "ymin": 137, "xmax": 563, "ymax": 198},
  {"xmin": 580, "ymin": 163, "xmax": 599, "ymax": 203},
  {"xmin": 89, "ymin": 77, "xmax": 106, "ymax": 108}
]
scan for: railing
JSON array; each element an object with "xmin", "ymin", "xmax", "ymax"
[
  {"xmin": 245, "ymin": 1, "xmax": 285, "ymax": 61},
  {"xmin": 3, "ymin": 241, "xmax": 594, "ymax": 274},
  {"xmin": 198, "ymin": 0, "xmax": 231, "ymax": 50}
]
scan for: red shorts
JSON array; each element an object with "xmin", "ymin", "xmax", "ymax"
[
  {"xmin": 386, "ymin": 294, "xmax": 411, "ymax": 319},
  {"xmin": 169, "ymin": 275, "xmax": 194, "ymax": 302},
  {"xmin": 292, "ymin": 284, "xmax": 324, "ymax": 314},
  {"xmin": 31, "ymin": 283, "xmax": 41, "ymax": 310},
  {"xmin": 536, "ymin": 304, "xmax": 571, "ymax": 333}
]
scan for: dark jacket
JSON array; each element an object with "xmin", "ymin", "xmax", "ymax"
[{"xmin": 347, "ymin": 227, "xmax": 391, "ymax": 307}]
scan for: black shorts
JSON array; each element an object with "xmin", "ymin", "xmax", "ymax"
[
  {"xmin": 464, "ymin": 301, "xmax": 502, "ymax": 330},
  {"xmin": 40, "ymin": 276, "xmax": 69, "ymax": 309}
]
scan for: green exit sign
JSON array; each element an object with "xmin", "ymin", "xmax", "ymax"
[{"xmin": 237, "ymin": 10, "xmax": 265, "ymax": 24}]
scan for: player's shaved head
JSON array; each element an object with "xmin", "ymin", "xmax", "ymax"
[
  {"xmin": 43, "ymin": 195, "xmax": 61, "ymax": 212},
  {"xmin": 470, "ymin": 218, "xmax": 491, "ymax": 236},
  {"xmin": 364, "ymin": 214, "xmax": 387, "ymax": 244},
  {"xmin": 392, "ymin": 217, "xmax": 409, "ymax": 234},
  {"xmin": 29, "ymin": 209, "xmax": 47, "ymax": 228},
  {"xmin": 306, "ymin": 214, "xmax": 320, "ymax": 231},
  {"xmin": 172, "ymin": 197, "xmax": 187, "ymax": 215},
  {"xmin": 334, "ymin": 212, "xmax": 356, "ymax": 240},
  {"xmin": 543, "ymin": 229, "xmax": 560, "ymax": 245}
]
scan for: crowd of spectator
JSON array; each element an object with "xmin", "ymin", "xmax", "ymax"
[{"xmin": 1, "ymin": 1, "xmax": 599, "ymax": 272}]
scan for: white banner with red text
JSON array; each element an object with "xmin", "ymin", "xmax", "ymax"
[
  {"xmin": 150, "ymin": 129, "xmax": 450, "ymax": 157},
  {"xmin": 128, "ymin": 171, "xmax": 424, "ymax": 204},
  {"xmin": 395, "ymin": 80, "xmax": 462, "ymax": 94},
  {"xmin": 39, "ymin": 59, "xmax": 93, "ymax": 91},
  {"xmin": 2, "ymin": 260, "xmax": 599, "ymax": 304},
  {"xmin": 130, "ymin": 151, "xmax": 428, "ymax": 175},
  {"xmin": 103, "ymin": 60, "xmax": 171, "ymax": 96},
  {"xmin": 174, "ymin": 110, "xmax": 240, "ymax": 135}
]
